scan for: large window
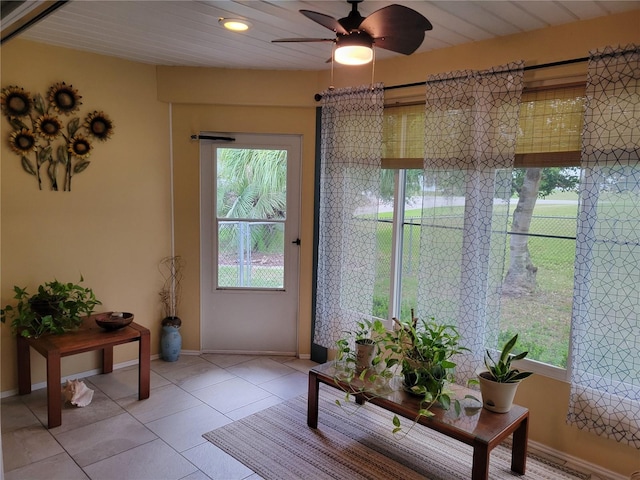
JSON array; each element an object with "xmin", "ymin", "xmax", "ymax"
[{"xmin": 372, "ymin": 85, "xmax": 587, "ymax": 373}]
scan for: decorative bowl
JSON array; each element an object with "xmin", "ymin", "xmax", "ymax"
[{"xmin": 95, "ymin": 311, "xmax": 134, "ymax": 331}]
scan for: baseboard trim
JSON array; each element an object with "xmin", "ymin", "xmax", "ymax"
[
  {"xmin": 528, "ymin": 439, "xmax": 627, "ymax": 480},
  {"xmin": 200, "ymin": 349, "xmax": 297, "ymax": 357}
]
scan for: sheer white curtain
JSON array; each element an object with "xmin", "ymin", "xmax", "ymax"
[
  {"xmin": 416, "ymin": 63, "xmax": 524, "ymax": 382},
  {"xmin": 567, "ymin": 45, "xmax": 640, "ymax": 448},
  {"xmin": 314, "ymin": 84, "xmax": 384, "ymax": 349}
]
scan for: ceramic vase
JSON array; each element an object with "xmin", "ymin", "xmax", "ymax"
[{"xmin": 161, "ymin": 325, "xmax": 181, "ymax": 362}]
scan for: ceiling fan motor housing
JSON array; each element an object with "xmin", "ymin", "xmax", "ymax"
[{"xmin": 336, "ymin": 31, "xmax": 373, "ymax": 49}]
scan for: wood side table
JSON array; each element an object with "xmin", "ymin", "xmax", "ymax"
[
  {"xmin": 17, "ymin": 313, "xmax": 150, "ymax": 428},
  {"xmin": 308, "ymin": 362, "xmax": 529, "ymax": 480}
]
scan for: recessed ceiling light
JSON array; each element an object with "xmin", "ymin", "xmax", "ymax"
[{"xmin": 218, "ymin": 18, "xmax": 251, "ymax": 32}]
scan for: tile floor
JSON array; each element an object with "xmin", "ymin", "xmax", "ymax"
[
  {"xmin": 0, "ymin": 354, "xmax": 618, "ymax": 480},
  {"xmin": 1, "ymin": 354, "xmax": 317, "ymax": 480}
]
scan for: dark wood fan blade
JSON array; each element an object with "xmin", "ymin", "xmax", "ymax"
[
  {"xmin": 272, "ymin": 38, "xmax": 335, "ymax": 43},
  {"xmin": 372, "ymin": 32, "xmax": 425, "ymax": 55},
  {"xmin": 300, "ymin": 10, "xmax": 349, "ymax": 35},
  {"xmin": 360, "ymin": 4, "xmax": 432, "ymax": 55}
]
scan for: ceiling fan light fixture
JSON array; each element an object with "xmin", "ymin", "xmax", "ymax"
[
  {"xmin": 218, "ymin": 18, "xmax": 251, "ymax": 32},
  {"xmin": 334, "ymin": 33, "xmax": 373, "ymax": 65}
]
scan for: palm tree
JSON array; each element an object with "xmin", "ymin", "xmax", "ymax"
[{"xmin": 216, "ymin": 148, "xmax": 287, "ymax": 252}]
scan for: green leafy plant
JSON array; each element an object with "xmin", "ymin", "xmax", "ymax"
[
  {"xmin": 335, "ymin": 319, "xmax": 388, "ymax": 378},
  {"xmin": 483, "ymin": 334, "xmax": 533, "ymax": 383},
  {"xmin": 334, "ymin": 312, "xmax": 480, "ymax": 435},
  {"xmin": 1, "ymin": 277, "xmax": 101, "ymax": 338},
  {"xmin": 384, "ymin": 315, "xmax": 477, "ymax": 430}
]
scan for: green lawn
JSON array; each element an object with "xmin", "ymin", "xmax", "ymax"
[
  {"xmin": 374, "ymin": 198, "xmax": 579, "ymax": 368},
  {"xmin": 218, "ymin": 265, "xmax": 284, "ymax": 288}
]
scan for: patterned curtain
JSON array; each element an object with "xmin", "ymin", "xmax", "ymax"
[
  {"xmin": 314, "ymin": 84, "xmax": 384, "ymax": 349},
  {"xmin": 416, "ymin": 62, "xmax": 524, "ymax": 382},
  {"xmin": 567, "ymin": 45, "xmax": 640, "ymax": 448}
]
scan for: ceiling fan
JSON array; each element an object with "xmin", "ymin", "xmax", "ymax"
[{"xmin": 272, "ymin": 0, "xmax": 433, "ymax": 65}]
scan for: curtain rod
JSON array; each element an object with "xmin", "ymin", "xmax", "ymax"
[
  {"xmin": 313, "ymin": 55, "xmax": 589, "ymax": 101},
  {"xmin": 190, "ymin": 134, "xmax": 235, "ymax": 142}
]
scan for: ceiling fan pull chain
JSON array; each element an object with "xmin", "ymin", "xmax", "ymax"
[
  {"xmin": 370, "ymin": 47, "xmax": 376, "ymax": 89},
  {"xmin": 330, "ymin": 43, "xmax": 336, "ymax": 90}
]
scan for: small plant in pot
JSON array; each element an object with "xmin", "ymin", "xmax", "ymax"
[
  {"xmin": 335, "ymin": 319, "xmax": 387, "ymax": 378},
  {"xmin": 1, "ymin": 277, "xmax": 101, "ymax": 338},
  {"xmin": 478, "ymin": 334, "xmax": 533, "ymax": 413}
]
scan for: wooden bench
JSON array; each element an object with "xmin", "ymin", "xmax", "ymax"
[{"xmin": 307, "ymin": 362, "xmax": 529, "ymax": 480}]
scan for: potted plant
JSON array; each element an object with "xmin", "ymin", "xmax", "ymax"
[
  {"xmin": 158, "ymin": 255, "xmax": 184, "ymax": 361},
  {"xmin": 385, "ymin": 314, "xmax": 470, "ymax": 415},
  {"xmin": 333, "ymin": 312, "xmax": 478, "ymax": 433},
  {"xmin": 1, "ymin": 277, "xmax": 101, "ymax": 338},
  {"xmin": 335, "ymin": 319, "xmax": 387, "ymax": 376},
  {"xmin": 353, "ymin": 319, "xmax": 382, "ymax": 372},
  {"xmin": 478, "ymin": 334, "xmax": 533, "ymax": 413}
]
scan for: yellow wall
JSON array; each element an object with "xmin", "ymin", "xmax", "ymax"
[
  {"xmin": 516, "ymin": 375, "xmax": 640, "ymax": 476},
  {"xmin": 1, "ymin": 8, "xmax": 639, "ymax": 477},
  {"xmin": 1, "ymin": 41, "xmax": 172, "ymax": 389}
]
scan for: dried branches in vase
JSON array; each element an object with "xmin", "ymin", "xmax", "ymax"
[{"xmin": 158, "ymin": 255, "xmax": 184, "ymax": 328}]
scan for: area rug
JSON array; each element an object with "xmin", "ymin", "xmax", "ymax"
[{"xmin": 204, "ymin": 387, "xmax": 588, "ymax": 480}]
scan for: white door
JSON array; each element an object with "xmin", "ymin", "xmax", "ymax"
[{"xmin": 200, "ymin": 133, "xmax": 301, "ymax": 355}]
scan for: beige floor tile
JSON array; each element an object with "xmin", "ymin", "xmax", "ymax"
[
  {"xmin": 179, "ymin": 471, "xmax": 214, "ymax": 480},
  {"xmin": 2, "ymin": 425, "xmax": 64, "ymax": 472},
  {"xmin": 1, "ymin": 396, "xmax": 41, "ymax": 432},
  {"xmin": 82, "ymin": 438, "xmax": 197, "ymax": 480},
  {"xmin": 266, "ymin": 355, "xmax": 298, "ymax": 364},
  {"xmin": 54, "ymin": 412, "xmax": 157, "ymax": 467},
  {"xmin": 151, "ymin": 354, "xmax": 210, "ymax": 374},
  {"xmin": 158, "ymin": 361, "xmax": 236, "ymax": 392},
  {"xmin": 182, "ymin": 442, "xmax": 254, "ymax": 480},
  {"xmin": 258, "ymin": 371, "xmax": 308, "ymax": 399},
  {"xmin": 282, "ymin": 358, "xmax": 319, "ymax": 373},
  {"xmin": 190, "ymin": 377, "xmax": 271, "ymax": 413},
  {"xmin": 201, "ymin": 353, "xmax": 257, "ymax": 368},
  {"xmin": 146, "ymin": 403, "xmax": 231, "ymax": 452},
  {"xmin": 116, "ymin": 383, "xmax": 202, "ymax": 424},
  {"xmin": 226, "ymin": 357, "xmax": 300, "ymax": 384},
  {"xmin": 21, "ymin": 381, "xmax": 126, "ymax": 434},
  {"xmin": 4, "ymin": 452, "xmax": 89, "ymax": 480},
  {"xmin": 88, "ymin": 365, "xmax": 170, "ymax": 400}
]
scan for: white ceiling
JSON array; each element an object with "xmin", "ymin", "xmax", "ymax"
[{"xmin": 6, "ymin": 0, "xmax": 640, "ymax": 70}]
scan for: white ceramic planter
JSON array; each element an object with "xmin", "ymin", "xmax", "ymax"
[
  {"xmin": 478, "ymin": 372, "xmax": 520, "ymax": 413},
  {"xmin": 355, "ymin": 339, "xmax": 375, "ymax": 372}
]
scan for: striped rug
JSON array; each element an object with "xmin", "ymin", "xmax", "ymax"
[{"xmin": 204, "ymin": 386, "xmax": 589, "ymax": 480}]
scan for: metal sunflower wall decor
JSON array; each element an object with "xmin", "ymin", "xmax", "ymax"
[{"xmin": 0, "ymin": 82, "xmax": 114, "ymax": 191}]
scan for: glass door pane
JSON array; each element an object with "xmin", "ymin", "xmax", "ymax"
[
  {"xmin": 218, "ymin": 221, "xmax": 284, "ymax": 287},
  {"xmin": 216, "ymin": 148, "xmax": 287, "ymax": 289}
]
